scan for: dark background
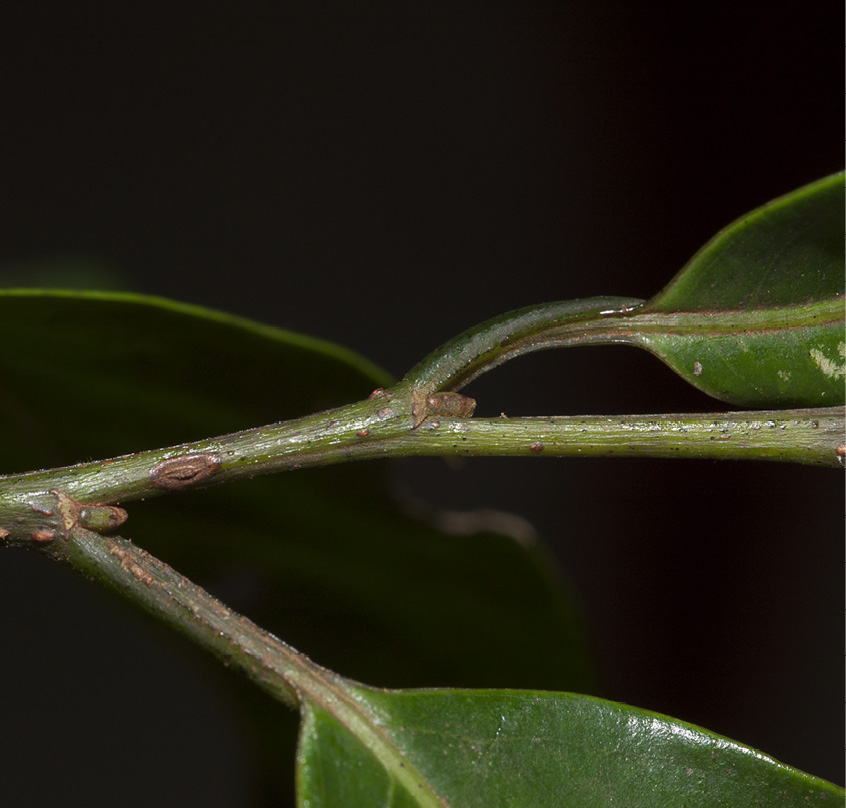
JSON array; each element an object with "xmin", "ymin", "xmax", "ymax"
[{"xmin": 1, "ymin": 2, "xmax": 842, "ymax": 805}]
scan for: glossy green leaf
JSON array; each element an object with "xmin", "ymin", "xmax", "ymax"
[
  {"xmin": 0, "ymin": 289, "xmax": 594, "ymax": 693},
  {"xmin": 632, "ymin": 172, "xmax": 845, "ymax": 406},
  {"xmin": 400, "ymin": 175, "xmax": 844, "ymax": 412},
  {"xmin": 297, "ymin": 679, "xmax": 843, "ymax": 807}
]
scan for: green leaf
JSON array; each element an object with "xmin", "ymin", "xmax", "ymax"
[
  {"xmin": 0, "ymin": 289, "xmax": 391, "ymax": 465},
  {"xmin": 649, "ymin": 174, "xmax": 844, "ymax": 311},
  {"xmin": 631, "ymin": 172, "xmax": 845, "ymax": 407},
  {"xmin": 405, "ymin": 173, "xmax": 844, "ymax": 410},
  {"xmin": 296, "ymin": 678, "xmax": 844, "ymax": 807},
  {"xmin": 0, "ymin": 289, "xmax": 594, "ymax": 692}
]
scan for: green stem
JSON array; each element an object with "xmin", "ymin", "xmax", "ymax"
[
  {"xmin": 1, "ymin": 401, "xmax": 841, "ymax": 548},
  {"xmin": 363, "ymin": 407, "xmax": 845, "ymax": 465},
  {"xmin": 403, "ymin": 296, "xmax": 644, "ymax": 392},
  {"xmin": 1, "ymin": 295, "xmax": 842, "ymax": 548},
  {"xmin": 49, "ymin": 525, "xmax": 462, "ymax": 804},
  {"xmin": 57, "ymin": 525, "xmax": 357, "ymax": 712},
  {"xmin": 57, "ymin": 522, "xmax": 441, "ymax": 801},
  {"xmin": 3, "ymin": 294, "xmax": 843, "ymax": 746},
  {"xmin": 0, "ymin": 390, "xmax": 413, "ymax": 546}
]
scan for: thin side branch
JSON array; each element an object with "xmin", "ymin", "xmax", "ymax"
[{"xmin": 56, "ymin": 525, "xmax": 348, "ymax": 712}]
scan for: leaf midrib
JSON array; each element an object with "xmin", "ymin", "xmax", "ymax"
[
  {"xmin": 629, "ymin": 297, "xmax": 844, "ymax": 334},
  {"xmin": 291, "ymin": 657, "xmax": 449, "ymax": 808}
]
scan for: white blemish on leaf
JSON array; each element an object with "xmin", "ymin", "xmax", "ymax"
[
  {"xmin": 809, "ymin": 343, "xmax": 846, "ymax": 380},
  {"xmin": 777, "ymin": 370, "xmax": 791, "ymax": 382},
  {"xmin": 693, "ymin": 361, "xmax": 703, "ymax": 376}
]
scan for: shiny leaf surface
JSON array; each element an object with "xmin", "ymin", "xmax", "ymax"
[
  {"xmin": 631, "ymin": 172, "xmax": 845, "ymax": 406},
  {"xmin": 297, "ymin": 680, "xmax": 843, "ymax": 807}
]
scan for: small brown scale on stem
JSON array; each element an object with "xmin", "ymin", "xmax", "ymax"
[
  {"xmin": 108, "ymin": 542, "xmax": 154, "ymax": 587},
  {"xmin": 412, "ymin": 390, "xmax": 476, "ymax": 428},
  {"xmin": 150, "ymin": 453, "xmax": 221, "ymax": 490}
]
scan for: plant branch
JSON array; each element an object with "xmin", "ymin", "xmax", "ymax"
[
  {"xmin": 402, "ymin": 296, "xmax": 644, "ymax": 392},
  {"xmin": 53, "ymin": 521, "xmax": 430, "ymax": 761},
  {"xmin": 2, "ymin": 295, "xmax": 843, "ymax": 736},
  {"xmin": 45, "ymin": 524, "xmax": 487, "ymax": 804},
  {"xmin": 53, "ymin": 524, "xmax": 353, "ymax": 712},
  {"xmin": 1, "ymin": 294, "xmax": 843, "ymax": 548},
  {"xmin": 1, "ymin": 398, "xmax": 841, "ymax": 549},
  {"xmin": 367, "ymin": 407, "xmax": 846, "ymax": 465}
]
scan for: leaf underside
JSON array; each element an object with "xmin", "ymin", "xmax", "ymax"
[
  {"xmin": 403, "ymin": 172, "xmax": 844, "ymax": 411},
  {"xmin": 633, "ymin": 171, "xmax": 845, "ymax": 407}
]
